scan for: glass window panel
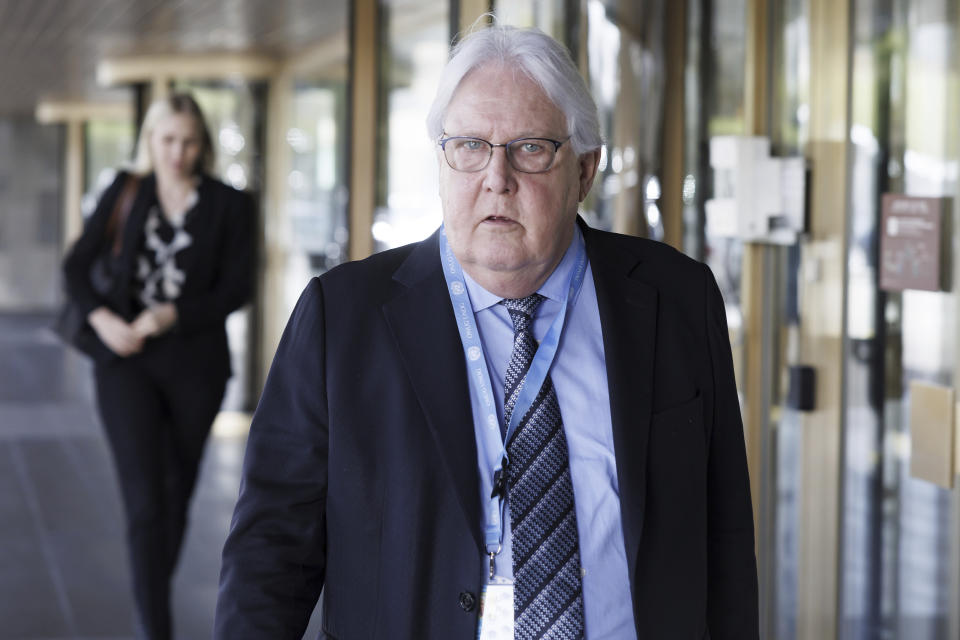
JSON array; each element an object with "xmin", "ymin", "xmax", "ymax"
[
  {"xmin": 175, "ymin": 80, "xmax": 265, "ymax": 193},
  {"xmin": 0, "ymin": 117, "xmax": 62, "ymax": 310},
  {"xmin": 683, "ymin": 0, "xmax": 747, "ymax": 359},
  {"xmin": 839, "ymin": 1, "xmax": 898, "ymax": 638},
  {"xmin": 891, "ymin": 2, "xmax": 957, "ymax": 637},
  {"xmin": 766, "ymin": 2, "xmax": 810, "ymax": 639},
  {"xmin": 492, "ymin": 0, "xmax": 566, "ymax": 38},
  {"xmin": 683, "ymin": 0, "xmax": 749, "ymax": 262},
  {"xmin": 285, "ymin": 79, "xmax": 350, "ymax": 310},
  {"xmin": 707, "ymin": 0, "xmax": 748, "ymax": 137},
  {"xmin": 584, "ymin": 0, "xmax": 666, "ymax": 238},
  {"xmin": 841, "ymin": 1, "xmax": 960, "ymax": 638},
  {"xmin": 171, "ymin": 79, "xmax": 267, "ymax": 413},
  {"xmin": 82, "ymin": 118, "xmax": 135, "ymax": 217},
  {"xmin": 770, "ymin": 1, "xmax": 810, "ymax": 156},
  {"xmin": 682, "ymin": 0, "xmax": 707, "ymax": 259},
  {"xmin": 702, "ymin": 0, "xmax": 747, "ymax": 303},
  {"xmin": 373, "ymin": 0, "xmax": 450, "ymax": 252}
]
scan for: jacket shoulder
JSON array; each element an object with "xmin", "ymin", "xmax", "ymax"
[
  {"xmin": 201, "ymin": 176, "xmax": 250, "ymax": 202},
  {"xmin": 585, "ymin": 226, "xmax": 707, "ymax": 288},
  {"xmin": 316, "ymin": 237, "xmax": 425, "ymax": 300}
]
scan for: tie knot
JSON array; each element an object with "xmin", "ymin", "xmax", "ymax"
[{"xmin": 501, "ymin": 293, "xmax": 544, "ymax": 333}]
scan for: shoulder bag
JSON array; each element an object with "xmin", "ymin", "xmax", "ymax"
[{"xmin": 53, "ymin": 174, "xmax": 140, "ymax": 360}]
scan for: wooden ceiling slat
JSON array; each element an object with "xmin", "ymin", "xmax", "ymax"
[
  {"xmin": 0, "ymin": 0, "xmax": 30, "ymax": 35},
  {"xmin": 131, "ymin": 0, "xmax": 175, "ymax": 34},
  {"xmin": 0, "ymin": 0, "xmax": 348, "ymax": 116},
  {"xmin": 24, "ymin": 0, "xmax": 58, "ymax": 34},
  {"xmin": 44, "ymin": 1, "xmax": 92, "ymax": 48},
  {"xmin": 0, "ymin": 1, "xmax": 11, "ymax": 31},
  {"xmin": 18, "ymin": 0, "xmax": 62, "ymax": 54},
  {"xmin": 98, "ymin": 0, "xmax": 143, "ymax": 35},
  {"xmin": 2, "ymin": 0, "xmax": 34, "ymax": 57},
  {"xmin": 79, "ymin": 0, "xmax": 123, "ymax": 37}
]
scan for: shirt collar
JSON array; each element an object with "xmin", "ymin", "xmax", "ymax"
[{"xmin": 461, "ymin": 225, "xmax": 584, "ymax": 312}]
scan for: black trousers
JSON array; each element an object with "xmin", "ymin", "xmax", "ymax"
[{"xmin": 95, "ymin": 343, "xmax": 227, "ymax": 640}]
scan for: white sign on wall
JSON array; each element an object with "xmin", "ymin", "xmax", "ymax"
[{"xmin": 705, "ymin": 136, "xmax": 807, "ymax": 245}]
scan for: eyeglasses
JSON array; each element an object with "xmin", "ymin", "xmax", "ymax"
[{"xmin": 438, "ymin": 135, "xmax": 568, "ymax": 174}]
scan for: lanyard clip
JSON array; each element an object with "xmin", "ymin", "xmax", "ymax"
[
  {"xmin": 487, "ymin": 543, "xmax": 502, "ymax": 580},
  {"xmin": 490, "ymin": 459, "xmax": 508, "ymax": 499}
]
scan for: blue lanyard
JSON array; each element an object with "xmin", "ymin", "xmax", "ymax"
[{"xmin": 438, "ymin": 225, "xmax": 588, "ymax": 577}]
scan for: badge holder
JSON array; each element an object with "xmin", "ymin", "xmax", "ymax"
[{"xmin": 477, "ymin": 575, "xmax": 514, "ymax": 640}]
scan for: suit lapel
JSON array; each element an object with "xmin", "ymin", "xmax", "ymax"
[
  {"xmin": 583, "ymin": 224, "xmax": 658, "ymax": 585},
  {"xmin": 382, "ymin": 231, "xmax": 483, "ymax": 552}
]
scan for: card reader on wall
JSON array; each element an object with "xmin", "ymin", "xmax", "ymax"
[{"xmin": 786, "ymin": 365, "xmax": 816, "ymax": 412}]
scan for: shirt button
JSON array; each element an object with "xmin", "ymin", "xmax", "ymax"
[{"xmin": 459, "ymin": 591, "xmax": 477, "ymax": 612}]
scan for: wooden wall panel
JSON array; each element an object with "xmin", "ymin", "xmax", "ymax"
[
  {"xmin": 796, "ymin": 0, "xmax": 852, "ymax": 637},
  {"xmin": 348, "ymin": 0, "xmax": 378, "ymax": 261}
]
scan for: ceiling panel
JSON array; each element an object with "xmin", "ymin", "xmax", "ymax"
[{"xmin": 0, "ymin": 0, "xmax": 349, "ymax": 116}]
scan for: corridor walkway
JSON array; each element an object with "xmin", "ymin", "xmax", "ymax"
[{"xmin": 0, "ymin": 312, "xmax": 322, "ymax": 639}]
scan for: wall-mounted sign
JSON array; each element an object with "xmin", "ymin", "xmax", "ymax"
[
  {"xmin": 909, "ymin": 381, "xmax": 956, "ymax": 489},
  {"xmin": 880, "ymin": 194, "xmax": 947, "ymax": 292},
  {"xmin": 704, "ymin": 136, "xmax": 807, "ymax": 245}
]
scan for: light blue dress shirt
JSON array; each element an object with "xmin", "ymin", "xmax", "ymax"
[{"xmin": 462, "ymin": 228, "xmax": 637, "ymax": 639}]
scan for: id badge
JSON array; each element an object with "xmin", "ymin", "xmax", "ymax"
[{"xmin": 477, "ymin": 577, "xmax": 514, "ymax": 640}]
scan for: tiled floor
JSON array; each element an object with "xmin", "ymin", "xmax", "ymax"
[{"xmin": 0, "ymin": 313, "xmax": 322, "ymax": 639}]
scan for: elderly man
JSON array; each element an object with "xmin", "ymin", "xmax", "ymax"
[{"xmin": 215, "ymin": 25, "xmax": 758, "ymax": 640}]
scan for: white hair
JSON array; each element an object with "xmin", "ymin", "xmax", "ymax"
[{"xmin": 426, "ymin": 24, "xmax": 603, "ymax": 155}]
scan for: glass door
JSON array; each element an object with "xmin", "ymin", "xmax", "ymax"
[
  {"xmin": 840, "ymin": 0, "xmax": 960, "ymax": 638},
  {"xmin": 372, "ymin": 0, "xmax": 450, "ymax": 252},
  {"xmin": 174, "ymin": 79, "xmax": 268, "ymax": 412}
]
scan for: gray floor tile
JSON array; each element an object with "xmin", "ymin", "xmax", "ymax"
[
  {"xmin": 172, "ymin": 583, "xmax": 218, "ymax": 640},
  {"xmin": 0, "ymin": 403, "xmax": 101, "ymax": 440},
  {"xmin": 0, "ymin": 443, "xmax": 36, "ymax": 539},
  {"xmin": 0, "ymin": 537, "xmax": 73, "ymax": 639},
  {"xmin": 47, "ymin": 534, "xmax": 137, "ymax": 637},
  {"xmin": 18, "ymin": 438, "xmax": 121, "ymax": 536},
  {"xmin": 0, "ymin": 313, "xmax": 252, "ymax": 640},
  {"xmin": 0, "ymin": 343, "xmax": 81, "ymax": 403}
]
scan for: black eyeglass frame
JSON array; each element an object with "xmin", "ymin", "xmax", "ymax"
[{"xmin": 437, "ymin": 135, "xmax": 569, "ymax": 174}]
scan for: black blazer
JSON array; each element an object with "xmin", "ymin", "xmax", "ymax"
[
  {"xmin": 215, "ymin": 222, "xmax": 759, "ymax": 639},
  {"xmin": 63, "ymin": 171, "xmax": 254, "ymax": 375}
]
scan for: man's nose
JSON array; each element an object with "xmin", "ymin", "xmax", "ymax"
[{"xmin": 482, "ymin": 146, "xmax": 516, "ymax": 193}]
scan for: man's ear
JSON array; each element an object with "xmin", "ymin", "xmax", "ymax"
[{"xmin": 577, "ymin": 148, "xmax": 602, "ymax": 202}]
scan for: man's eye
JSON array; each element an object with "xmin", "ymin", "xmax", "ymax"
[
  {"xmin": 462, "ymin": 139, "xmax": 485, "ymax": 151},
  {"xmin": 519, "ymin": 141, "xmax": 544, "ymax": 153}
]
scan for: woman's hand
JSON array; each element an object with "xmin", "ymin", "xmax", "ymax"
[
  {"xmin": 88, "ymin": 307, "xmax": 144, "ymax": 357},
  {"xmin": 132, "ymin": 303, "xmax": 178, "ymax": 339}
]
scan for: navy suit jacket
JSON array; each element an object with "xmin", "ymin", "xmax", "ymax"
[{"xmin": 215, "ymin": 222, "xmax": 759, "ymax": 639}]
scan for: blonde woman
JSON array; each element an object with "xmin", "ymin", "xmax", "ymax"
[{"xmin": 63, "ymin": 92, "xmax": 254, "ymax": 639}]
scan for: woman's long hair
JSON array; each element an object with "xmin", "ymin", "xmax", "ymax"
[{"xmin": 132, "ymin": 92, "xmax": 215, "ymax": 176}]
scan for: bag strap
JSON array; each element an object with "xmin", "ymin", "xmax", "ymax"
[{"xmin": 105, "ymin": 174, "xmax": 141, "ymax": 257}]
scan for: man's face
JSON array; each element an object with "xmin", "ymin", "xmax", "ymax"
[{"xmin": 438, "ymin": 64, "xmax": 599, "ymax": 297}]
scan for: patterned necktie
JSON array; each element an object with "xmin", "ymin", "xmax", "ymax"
[{"xmin": 501, "ymin": 294, "xmax": 585, "ymax": 640}]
